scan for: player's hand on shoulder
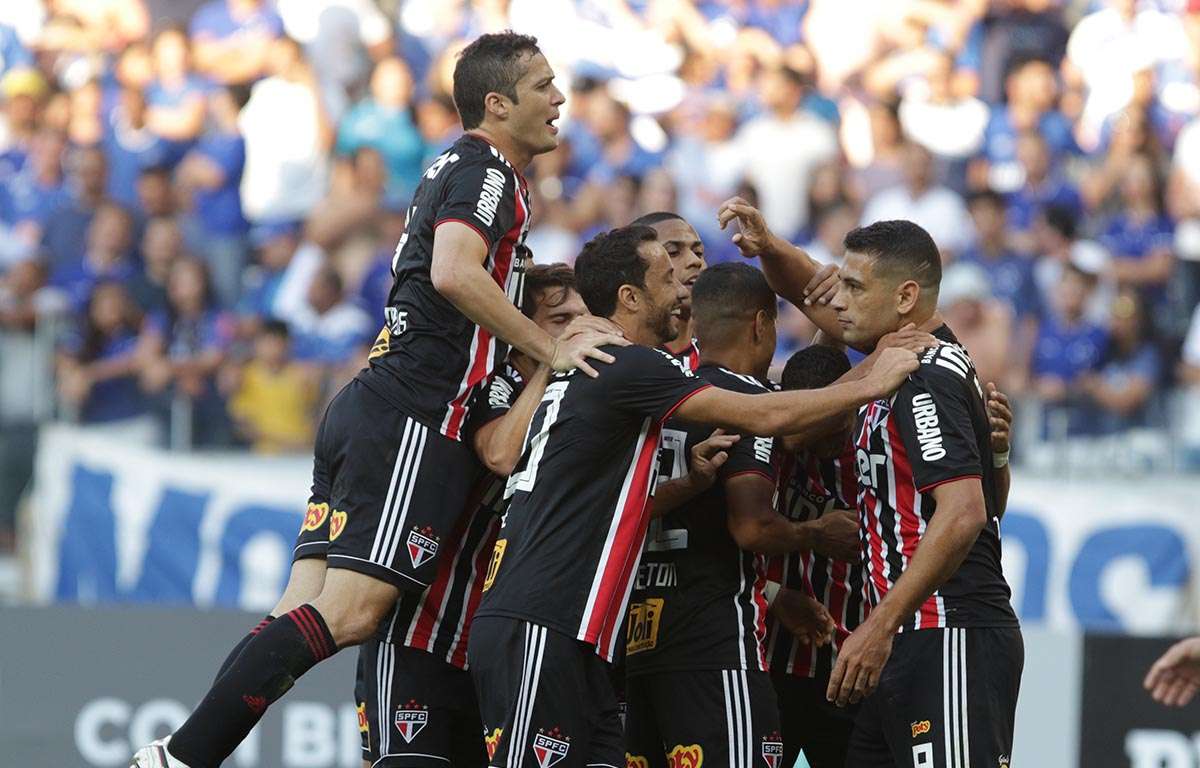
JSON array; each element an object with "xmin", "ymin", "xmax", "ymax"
[
  {"xmin": 878, "ymin": 322, "xmax": 938, "ymax": 356},
  {"xmin": 827, "ymin": 617, "xmax": 894, "ymax": 707},
  {"xmin": 1145, "ymin": 635, "xmax": 1200, "ymax": 707},
  {"xmin": 717, "ymin": 196, "xmax": 772, "ymax": 257},
  {"xmin": 550, "ymin": 315, "xmax": 629, "ymax": 378},
  {"xmin": 687, "ymin": 428, "xmax": 740, "ymax": 491},
  {"xmin": 811, "ymin": 508, "xmax": 860, "ymax": 562},
  {"xmin": 771, "ymin": 588, "xmax": 835, "ymax": 648},
  {"xmin": 865, "ymin": 347, "xmax": 919, "ymax": 397},
  {"xmin": 802, "ymin": 263, "xmax": 840, "ymax": 306},
  {"xmin": 986, "ymin": 382, "xmax": 1013, "ymax": 455}
]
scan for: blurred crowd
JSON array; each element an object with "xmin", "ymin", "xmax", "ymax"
[{"xmin": 6, "ymin": 0, "xmax": 1200, "ymax": 547}]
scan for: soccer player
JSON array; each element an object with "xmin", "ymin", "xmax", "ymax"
[
  {"xmin": 355, "ymin": 264, "xmax": 586, "ymax": 768},
  {"xmin": 623, "ymin": 263, "xmax": 859, "ymax": 768},
  {"xmin": 467, "ymin": 225, "xmax": 919, "ymax": 768},
  {"xmin": 132, "ymin": 33, "xmax": 623, "ymax": 768},
  {"xmin": 631, "ymin": 212, "xmax": 707, "ymax": 370},
  {"xmin": 742, "ymin": 218, "xmax": 1022, "ymax": 767}
]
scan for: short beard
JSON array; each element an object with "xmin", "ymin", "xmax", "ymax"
[{"xmin": 651, "ymin": 305, "xmax": 676, "ymax": 345}]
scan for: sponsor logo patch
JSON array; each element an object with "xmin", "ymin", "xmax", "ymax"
[
  {"xmin": 357, "ymin": 702, "xmax": 369, "ymax": 750},
  {"xmin": 407, "ymin": 527, "xmax": 440, "ymax": 569},
  {"xmin": 394, "ymin": 700, "xmax": 428, "ymax": 744},
  {"xmin": 626, "ymin": 598, "xmax": 664, "ymax": 654},
  {"xmin": 911, "ymin": 393, "xmax": 946, "ymax": 461},
  {"xmin": 329, "ymin": 510, "xmax": 347, "ymax": 541},
  {"xmin": 626, "ymin": 754, "xmax": 649, "ymax": 768},
  {"xmin": 475, "ymin": 167, "xmax": 507, "ymax": 227},
  {"xmin": 301, "ymin": 502, "xmax": 329, "ymax": 532},
  {"xmin": 911, "ymin": 720, "xmax": 932, "ymax": 738},
  {"xmin": 485, "ymin": 728, "xmax": 503, "ymax": 761},
  {"xmin": 760, "ymin": 733, "xmax": 783, "ymax": 768},
  {"xmin": 667, "ymin": 744, "xmax": 703, "ymax": 768},
  {"xmin": 483, "ymin": 539, "xmax": 506, "ymax": 592},
  {"xmin": 531, "ymin": 728, "xmax": 570, "ymax": 768}
]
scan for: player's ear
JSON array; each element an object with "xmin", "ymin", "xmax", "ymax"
[
  {"xmin": 896, "ymin": 279, "xmax": 921, "ymax": 315},
  {"xmin": 616, "ymin": 283, "xmax": 640, "ymax": 314},
  {"xmin": 753, "ymin": 309, "xmax": 770, "ymax": 341},
  {"xmin": 483, "ymin": 91, "xmax": 509, "ymax": 121}
]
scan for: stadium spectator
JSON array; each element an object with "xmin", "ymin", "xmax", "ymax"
[
  {"xmin": 0, "ymin": 67, "xmax": 49, "ymax": 172},
  {"xmin": 236, "ymin": 219, "xmax": 304, "ymax": 328},
  {"xmin": 961, "ymin": 189, "xmax": 1042, "ymax": 322},
  {"xmin": 139, "ymin": 256, "xmax": 235, "ymax": 447},
  {"xmin": 287, "ymin": 263, "xmax": 371, "ymax": 367},
  {"xmin": 336, "ymin": 57, "xmax": 426, "ymax": 202},
  {"xmin": 36, "ymin": 0, "xmax": 149, "ymax": 56},
  {"xmin": 57, "ymin": 280, "xmax": 146, "ymax": 424},
  {"xmin": 979, "ymin": 58, "xmax": 1076, "ymax": 194},
  {"xmin": 898, "ymin": 52, "xmax": 989, "ymax": 163},
  {"xmin": 189, "ymin": 0, "xmax": 284, "ymax": 85},
  {"xmin": 40, "ymin": 146, "xmax": 107, "ymax": 271},
  {"xmin": 1005, "ymin": 131, "xmax": 1083, "ymax": 240},
  {"xmin": 176, "ymin": 85, "xmax": 250, "ymax": 308},
  {"xmin": 0, "ymin": 22, "xmax": 33, "ymax": 79},
  {"xmin": 227, "ymin": 318, "xmax": 318, "ymax": 453},
  {"xmin": 665, "ymin": 95, "xmax": 742, "ymax": 254},
  {"xmin": 144, "ymin": 25, "xmax": 207, "ymax": 165},
  {"xmin": 861, "ymin": 141, "xmax": 973, "ymax": 259},
  {"xmin": 938, "ymin": 261, "xmax": 1013, "ymax": 391},
  {"xmin": 129, "ymin": 215, "xmax": 184, "ymax": 314},
  {"xmin": 1077, "ymin": 289, "xmax": 1162, "ymax": 434},
  {"xmin": 50, "ymin": 200, "xmax": 136, "ymax": 310},
  {"xmin": 976, "ymin": 1, "xmax": 1069, "ymax": 104},
  {"xmin": 1097, "ymin": 154, "xmax": 1175, "ymax": 313},
  {"xmin": 102, "ymin": 83, "xmax": 169, "ymax": 211}
]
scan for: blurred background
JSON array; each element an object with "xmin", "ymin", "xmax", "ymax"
[{"xmin": 2, "ymin": 0, "xmax": 1200, "ymax": 766}]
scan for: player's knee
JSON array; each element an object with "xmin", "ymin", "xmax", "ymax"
[
  {"xmin": 273, "ymin": 557, "xmax": 327, "ymax": 616},
  {"xmin": 311, "ymin": 570, "xmax": 399, "ymax": 646}
]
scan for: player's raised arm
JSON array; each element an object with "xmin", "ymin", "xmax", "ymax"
[
  {"xmin": 716, "ymin": 196, "xmax": 844, "ymax": 338},
  {"xmin": 673, "ymin": 346, "xmax": 918, "ymax": 436}
]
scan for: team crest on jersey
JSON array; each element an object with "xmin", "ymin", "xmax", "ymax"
[
  {"xmin": 301, "ymin": 502, "xmax": 329, "ymax": 532},
  {"xmin": 911, "ymin": 720, "xmax": 932, "ymax": 738},
  {"xmin": 760, "ymin": 733, "xmax": 783, "ymax": 768},
  {"xmin": 667, "ymin": 743, "xmax": 703, "ymax": 768},
  {"xmin": 407, "ymin": 526, "xmax": 440, "ymax": 568},
  {"xmin": 394, "ymin": 700, "xmax": 428, "ymax": 743},
  {"xmin": 329, "ymin": 510, "xmax": 347, "ymax": 541},
  {"xmin": 531, "ymin": 727, "xmax": 571, "ymax": 768},
  {"xmin": 626, "ymin": 753, "xmax": 649, "ymax": 768},
  {"xmin": 485, "ymin": 728, "xmax": 503, "ymax": 760}
]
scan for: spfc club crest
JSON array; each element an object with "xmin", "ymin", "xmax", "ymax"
[
  {"xmin": 394, "ymin": 700, "xmax": 428, "ymax": 744},
  {"xmin": 407, "ymin": 527, "xmax": 439, "ymax": 569},
  {"xmin": 531, "ymin": 728, "xmax": 570, "ymax": 768},
  {"xmin": 760, "ymin": 733, "xmax": 783, "ymax": 768}
]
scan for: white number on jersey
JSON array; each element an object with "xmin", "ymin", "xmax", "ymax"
[{"xmin": 506, "ymin": 381, "xmax": 568, "ymax": 496}]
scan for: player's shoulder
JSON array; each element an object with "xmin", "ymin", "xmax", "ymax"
[
  {"xmin": 913, "ymin": 338, "xmax": 976, "ymax": 386},
  {"xmin": 697, "ymin": 364, "xmax": 769, "ymax": 394},
  {"xmin": 608, "ymin": 343, "xmax": 699, "ymax": 376}
]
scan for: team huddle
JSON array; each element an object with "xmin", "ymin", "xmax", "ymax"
[{"xmin": 133, "ymin": 32, "xmax": 1023, "ymax": 768}]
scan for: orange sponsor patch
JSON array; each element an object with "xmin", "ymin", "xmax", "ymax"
[
  {"xmin": 485, "ymin": 728, "xmax": 503, "ymax": 760},
  {"xmin": 626, "ymin": 754, "xmax": 649, "ymax": 768},
  {"xmin": 911, "ymin": 720, "xmax": 931, "ymax": 738},
  {"xmin": 667, "ymin": 744, "xmax": 703, "ymax": 768},
  {"xmin": 329, "ymin": 510, "xmax": 347, "ymax": 541},
  {"xmin": 301, "ymin": 502, "xmax": 329, "ymax": 532}
]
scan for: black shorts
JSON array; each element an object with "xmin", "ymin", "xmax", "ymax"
[
  {"xmin": 625, "ymin": 669, "xmax": 782, "ymax": 768},
  {"xmin": 771, "ymin": 672, "xmax": 856, "ymax": 768},
  {"xmin": 846, "ymin": 627, "xmax": 1023, "ymax": 768},
  {"xmin": 467, "ymin": 616, "xmax": 623, "ymax": 768},
  {"xmin": 291, "ymin": 378, "xmax": 483, "ymax": 591},
  {"xmin": 355, "ymin": 639, "xmax": 486, "ymax": 768}
]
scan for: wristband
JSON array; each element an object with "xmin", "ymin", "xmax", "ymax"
[
  {"xmin": 992, "ymin": 449, "xmax": 1010, "ymax": 469},
  {"xmin": 763, "ymin": 580, "xmax": 782, "ymax": 608}
]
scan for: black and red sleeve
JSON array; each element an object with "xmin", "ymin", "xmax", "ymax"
[
  {"xmin": 892, "ymin": 367, "xmax": 983, "ymax": 494},
  {"xmin": 434, "ymin": 156, "xmax": 516, "ymax": 250}
]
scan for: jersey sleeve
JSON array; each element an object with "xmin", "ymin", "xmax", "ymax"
[
  {"xmin": 892, "ymin": 365, "xmax": 983, "ymax": 493},
  {"xmin": 434, "ymin": 155, "xmax": 516, "ymax": 250},
  {"xmin": 719, "ymin": 432, "xmax": 778, "ymax": 484},
  {"xmin": 464, "ymin": 369, "xmax": 524, "ymax": 438},
  {"xmin": 607, "ymin": 346, "xmax": 711, "ymax": 423}
]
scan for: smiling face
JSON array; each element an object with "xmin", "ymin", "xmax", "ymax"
[
  {"xmin": 506, "ymin": 52, "xmax": 566, "ymax": 158},
  {"xmin": 635, "ymin": 240, "xmax": 688, "ymax": 345},
  {"xmin": 650, "ymin": 218, "xmax": 706, "ymax": 320}
]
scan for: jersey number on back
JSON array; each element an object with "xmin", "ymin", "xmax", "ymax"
[{"xmin": 506, "ymin": 381, "xmax": 568, "ymax": 496}]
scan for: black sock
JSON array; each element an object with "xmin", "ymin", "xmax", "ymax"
[
  {"xmin": 168, "ymin": 605, "xmax": 336, "ymax": 768},
  {"xmin": 212, "ymin": 615, "xmax": 275, "ymax": 683}
]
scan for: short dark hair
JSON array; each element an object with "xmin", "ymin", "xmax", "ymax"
[
  {"xmin": 261, "ymin": 318, "xmax": 290, "ymax": 339},
  {"xmin": 843, "ymin": 219, "xmax": 942, "ymax": 292},
  {"xmin": 781, "ymin": 345, "xmax": 852, "ymax": 391},
  {"xmin": 630, "ymin": 211, "xmax": 685, "ymax": 228},
  {"xmin": 691, "ymin": 262, "xmax": 777, "ymax": 345},
  {"xmin": 453, "ymin": 32, "xmax": 541, "ymax": 130},
  {"xmin": 522, "ymin": 262, "xmax": 576, "ymax": 317},
  {"xmin": 966, "ymin": 188, "xmax": 1005, "ymax": 211},
  {"xmin": 575, "ymin": 225, "xmax": 658, "ymax": 317}
]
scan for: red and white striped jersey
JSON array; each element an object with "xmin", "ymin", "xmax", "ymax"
[
  {"xmin": 854, "ymin": 325, "xmax": 1017, "ymax": 632},
  {"xmin": 660, "ymin": 337, "xmax": 701, "ymax": 372},
  {"xmin": 766, "ymin": 449, "xmax": 868, "ymax": 678},
  {"xmin": 360, "ymin": 133, "xmax": 531, "ymax": 442},
  {"xmin": 376, "ymin": 366, "xmax": 524, "ymax": 668},
  {"xmin": 475, "ymin": 345, "xmax": 711, "ymax": 662}
]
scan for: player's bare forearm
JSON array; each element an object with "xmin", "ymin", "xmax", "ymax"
[
  {"xmin": 726, "ymin": 474, "xmax": 813, "ymax": 554},
  {"xmin": 678, "ymin": 379, "xmax": 874, "ymax": 436},
  {"xmin": 473, "ymin": 365, "xmax": 551, "ymax": 477},
  {"xmin": 431, "ymin": 223, "xmax": 556, "ymax": 365},
  {"xmin": 994, "ymin": 464, "xmax": 1011, "ymax": 519},
  {"xmin": 865, "ymin": 478, "xmax": 987, "ymax": 634},
  {"xmin": 650, "ymin": 475, "xmax": 706, "ymax": 518},
  {"xmin": 757, "ymin": 236, "xmax": 843, "ymax": 338}
]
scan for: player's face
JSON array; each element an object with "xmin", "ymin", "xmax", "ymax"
[
  {"xmin": 651, "ymin": 218, "xmax": 706, "ymax": 319},
  {"xmin": 638, "ymin": 241, "xmax": 687, "ymax": 345},
  {"xmin": 508, "ymin": 53, "xmax": 565, "ymax": 157},
  {"xmin": 531, "ymin": 287, "xmax": 587, "ymax": 339},
  {"xmin": 830, "ymin": 250, "xmax": 902, "ymax": 352}
]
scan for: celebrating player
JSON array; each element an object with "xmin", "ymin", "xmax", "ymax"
[
  {"xmin": 355, "ymin": 264, "xmax": 586, "ymax": 768},
  {"xmin": 467, "ymin": 224, "xmax": 918, "ymax": 768},
  {"xmin": 624, "ymin": 263, "xmax": 857, "ymax": 768},
  {"xmin": 132, "ymin": 32, "xmax": 622, "ymax": 768},
  {"xmin": 631, "ymin": 211, "xmax": 707, "ymax": 370}
]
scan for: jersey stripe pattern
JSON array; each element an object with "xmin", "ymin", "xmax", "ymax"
[
  {"xmin": 766, "ymin": 450, "xmax": 868, "ymax": 678},
  {"xmin": 375, "ymin": 367, "xmax": 524, "ymax": 668},
  {"xmin": 474, "ymin": 345, "xmax": 711, "ymax": 662},
  {"xmin": 854, "ymin": 325, "xmax": 1018, "ymax": 632},
  {"xmin": 362, "ymin": 134, "xmax": 531, "ymax": 442},
  {"xmin": 660, "ymin": 338, "xmax": 701, "ymax": 373}
]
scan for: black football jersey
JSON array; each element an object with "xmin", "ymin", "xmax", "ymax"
[
  {"xmin": 378, "ymin": 366, "xmax": 525, "ymax": 667},
  {"xmin": 359, "ymin": 134, "xmax": 531, "ymax": 441},
  {"xmin": 766, "ymin": 448, "xmax": 868, "ymax": 678},
  {"xmin": 660, "ymin": 337, "xmax": 700, "ymax": 372},
  {"xmin": 475, "ymin": 345, "xmax": 711, "ymax": 662},
  {"xmin": 854, "ymin": 324, "xmax": 1018, "ymax": 631},
  {"xmin": 625, "ymin": 365, "xmax": 780, "ymax": 676}
]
